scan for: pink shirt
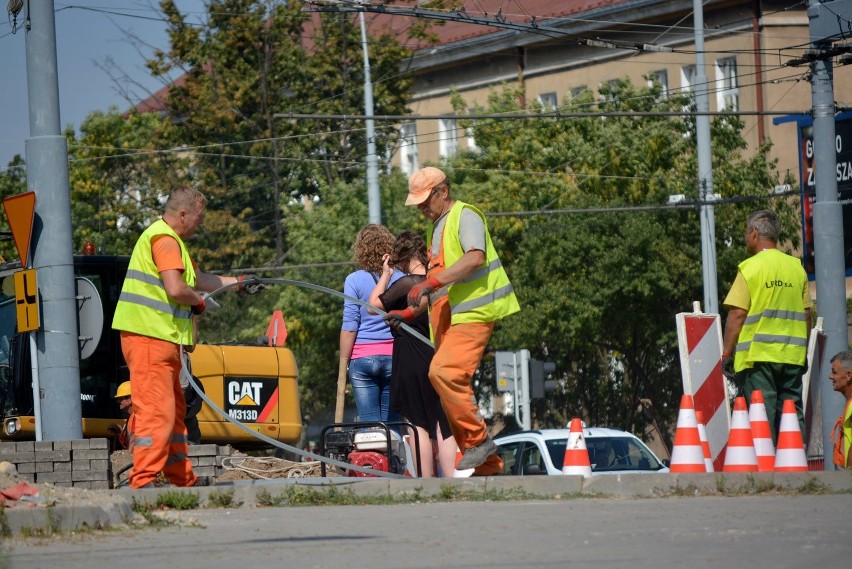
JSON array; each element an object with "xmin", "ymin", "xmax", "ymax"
[{"xmin": 351, "ymin": 339, "xmax": 394, "ymax": 360}]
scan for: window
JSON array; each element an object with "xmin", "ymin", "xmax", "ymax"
[
  {"xmin": 715, "ymin": 57, "xmax": 738, "ymax": 110},
  {"xmin": 570, "ymin": 85, "xmax": 588, "ymax": 98},
  {"xmin": 538, "ymin": 92, "xmax": 558, "ymax": 109},
  {"xmin": 680, "ymin": 65, "xmax": 697, "ymax": 93},
  {"xmin": 466, "ymin": 107, "xmax": 482, "ymax": 152},
  {"xmin": 399, "ymin": 123, "xmax": 418, "ymax": 175},
  {"xmin": 648, "ymin": 70, "xmax": 668, "ymax": 98},
  {"xmin": 438, "ymin": 118, "xmax": 458, "ymax": 159},
  {"xmin": 496, "ymin": 441, "xmax": 521, "ymax": 475},
  {"xmin": 519, "ymin": 443, "xmax": 547, "ymax": 475}
]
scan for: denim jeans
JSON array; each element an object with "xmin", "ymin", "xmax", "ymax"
[{"xmin": 348, "ymin": 355, "xmax": 398, "ymax": 423}]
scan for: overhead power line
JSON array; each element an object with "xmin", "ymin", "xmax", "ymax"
[{"xmin": 275, "ymin": 110, "xmax": 812, "ymax": 122}]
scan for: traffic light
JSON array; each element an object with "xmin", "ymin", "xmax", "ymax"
[
  {"xmin": 495, "ymin": 350, "xmax": 523, "ymax": 393},
  {"xmin": 529, "ymin": 358, "xmax": 556, "ymax": 399}
]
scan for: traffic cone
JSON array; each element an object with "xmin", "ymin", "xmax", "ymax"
[
  {"xmin": 748, "ymin": 390, "xmax": 775, "ymax": 472},
  {"xmin": 669, "ymin": 394, "xmax": 706, "ymax": 473},
  {"xmin": 453, "ymin": 448, "xmax": 474, "ymax": 478},
  {"xmin": 774, "ymin": 399, "xmax": 808, "ymax": 472},
  {"xmin": 695, "ymin": 411, "xmax": 714, "ymax": 473},
  {"xmin": 562, "ymin": 418, "xmax": 592, "ymax": 477},
  {"xmin": 722, "ymin": 397, "xmax": 758, "ymax": 472}
]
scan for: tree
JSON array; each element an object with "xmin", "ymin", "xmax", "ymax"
[
  {"xmin": 146, "ymin": 0, "xmax": 413, "ymax": 268},
  {"xmin": 0, "ymin": 156, "xmax": 28, "ymax": 262}
]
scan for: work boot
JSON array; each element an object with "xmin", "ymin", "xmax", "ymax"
[
  {"xmin": 456, "ymin": 437, "xmax": 498, "ymax": 470},
  {"xmin": 192, "ymin": 475, "xmax": 212, "ymax": 487}
]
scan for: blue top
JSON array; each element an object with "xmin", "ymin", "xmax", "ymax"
[{"xmin": 341, "ymin": 268, "xmax": 403, "ymax": 343}]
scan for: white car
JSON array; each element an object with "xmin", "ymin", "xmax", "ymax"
[{"xmin": 494, "ymin": 427, "xmax": 670, "ymax": 476}]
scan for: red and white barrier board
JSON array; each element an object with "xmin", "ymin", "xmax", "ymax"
[{"xmin": 676, "ymin": 305, "xmax": 731, "ymax": 471}]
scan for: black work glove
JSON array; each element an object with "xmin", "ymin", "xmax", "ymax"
[
  {"xmin": 191, "ymin": 297, "xmax": 206, "ymax": 315},
  {"xmin": 238, "ymin": 274, "xmax": 267, "ymax": 295},
  {"xmin": 721, "ymin": 356, "xmax": 735, "ymax": 381}
]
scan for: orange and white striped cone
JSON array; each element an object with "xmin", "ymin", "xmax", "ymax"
[
  {"xmin": 453, "ymin": 447, "xmax": 475, "ymax": 478},
  {"xmin": 774, "ymin": 399, "xmax": 808, "ymax": 472},
  {"xmin": 723, "ymin": 396, "xmax": 758, "ymax": 472},
  {"xmin": 695, "ymin": 411, "xmax": 714, "ymax": 473},
  {"xmin": 748, "ymin": 390, "xmax": 776, "ymax": 472},
  {"xmin": 562, "ymin": 418, "xmax": 592, "ymax": 477},
  {"xmin": 669, "ymin": 394, "xmax": 706, "ymax": 473}
]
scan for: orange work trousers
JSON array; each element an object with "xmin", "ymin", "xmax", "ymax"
[
  {"xmin": 429, "ymin": 297, "xmax": 502, "ymax": 476},
  {"xmin": 121, "ymin": 332, "xmax": 197, "ymax": 488}
]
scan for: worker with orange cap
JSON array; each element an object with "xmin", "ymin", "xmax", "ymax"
[{"xmin": 387, "ymin": 167, "xmax": 520, "ymax": 475}]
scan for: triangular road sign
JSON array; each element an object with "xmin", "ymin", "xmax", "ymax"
[
  {"xmin": 3, "ymin": 192, "xmax": 36, "ymax": 267},
  {"xmin": 265, "ymin": 310, "xmax": 287, "ymax": 346}
]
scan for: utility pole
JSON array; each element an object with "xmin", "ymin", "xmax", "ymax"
[
  {"xmin": 807, "ymin": 0, "xmax": 851, "ymax": 467},
  {"xmin": 358, "ymin": 10, "xmax": 381, "ymax": 225},
  {"xmin": 24, "ymin": 2, "xmax": 83, "ymax": 439},
  {"xmin": 693, "ymin": 0, "xmax": 719, "ymax": 315}
]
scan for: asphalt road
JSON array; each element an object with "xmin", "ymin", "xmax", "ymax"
[{"xmin": 4, "ymin": 494, "xmax": 848, "ymax": 569}]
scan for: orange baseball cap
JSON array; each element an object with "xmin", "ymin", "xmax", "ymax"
[{"xmin": 406, "ymin": 167, "xmax": 446, "ymax": 206}]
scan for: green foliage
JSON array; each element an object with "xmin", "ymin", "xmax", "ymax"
[
  {"xmin": 0, "ymin": 156, "xmax": 27, "ymax": 262},
  {"xmin": 206, "ymin": 489, "xmax": 240, "ymax": 508},
  {"xmin": 146, "ymin": 0, "xmax": 413, "ymax": 268},
  {"xmin": 155, "ymin": 489, "xmax": 201, "ymax": 510}
]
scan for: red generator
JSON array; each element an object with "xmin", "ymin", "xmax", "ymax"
[{"xmin": 319, "ymin": 421, "xmax": 420, "ymax": 478}]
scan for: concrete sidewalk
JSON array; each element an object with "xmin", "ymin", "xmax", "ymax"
[{"xmin": 4, "ymin": 470, "xmax": 851, "ymax": 536}]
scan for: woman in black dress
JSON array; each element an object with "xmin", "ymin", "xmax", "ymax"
[{"xmin": 369, "ymin": 231, "xmax": 457, "ymax": 477}]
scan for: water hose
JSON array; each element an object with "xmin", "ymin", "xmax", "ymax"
[{"xmin": 187, "ymin": 277, "xmax": 433, "ymax": 478}]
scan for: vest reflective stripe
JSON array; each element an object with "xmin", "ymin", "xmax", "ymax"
[
  {"xmin": 134, "ymin": 436, "xmax": 153, "ymax": 448},
  {"xmin": 118, "ymin": 291, "xmax": 193, "ymax": 320},
  {"xmin": 429, "ymin": 259, "xmax": 504, "ymax": 304},
  {"xmin": 734, "ymin": 249, "xmax": 807, "ymax": 371},
  {"xmin": 736, "ymin": 334, "xmax": 808, "ymax": 352},
  {"xmin": 744, "ymin": 309, "xmax": 807, "ymax": 326},
  {"xmin": 452, "ymin": 282, "xmax": 517, "ymax": 315},
  {"xmin": 165, "ymin": 452, "xmax": 187, "ymax": 466},
  {"xmin": 427, "ymin": 201, "xmax": 520, "ymax": 324},
  {"xmin": 112, "ymin": 219, "xmax": 197, "ymax": 344}
]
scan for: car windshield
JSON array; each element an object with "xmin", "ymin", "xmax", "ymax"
[{"xmin": 545, "ymin": 436, "xmax": 665, "ymax": 472}]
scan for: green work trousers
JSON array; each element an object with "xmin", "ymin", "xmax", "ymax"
[{"xmin": 737, "ymin": 362, "xmax": 806, "ymax": 445}]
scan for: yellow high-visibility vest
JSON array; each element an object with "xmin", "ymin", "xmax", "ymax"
[
  {"xmin": 734, "ymin": 249, "xmax": 807, "ymax": 371},
  {"xmin": 427, "ymin": 201, "xmax": 520, "ymax": 324},
  {"xmin": 112, "ymin": 219, "xmax": 196, "ymax": 344}
]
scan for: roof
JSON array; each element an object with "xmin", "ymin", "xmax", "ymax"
[
  {"xmin": 130, "ymin": 1, "xmax": 647, "ymax": 114},
  {"xmin": 379, "ymin": 0, "xmax": 630, "ymax": 47}
]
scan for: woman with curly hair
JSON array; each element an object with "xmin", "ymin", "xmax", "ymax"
[{"xmin": 339, "ymin": 224, "xmax": 402, "ymax": 422}]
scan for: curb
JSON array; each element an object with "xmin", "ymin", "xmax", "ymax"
[
  {"xmin": 4, "ymin": 471, "xmax": 851, "ymax": 536},
  {"xmin": 3, "ymin": 495, "xmax": 136, "ymax": 537}
]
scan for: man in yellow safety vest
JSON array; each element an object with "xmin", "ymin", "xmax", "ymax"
[
  {"xmin": 112, "ymin": 186, "xmax": 264, "ymax": 488},
  {"xmin": 721, "ymin": 209, "xmax": 811, "ymax": 444}
]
